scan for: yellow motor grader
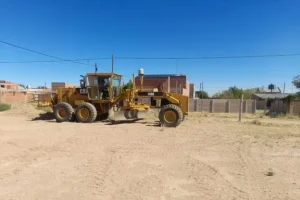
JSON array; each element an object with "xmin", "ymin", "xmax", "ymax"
[{"xmin": 49, "ymin": 69, "xmax": 189, "ymax": 127}]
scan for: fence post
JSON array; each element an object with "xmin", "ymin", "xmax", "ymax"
[
  {"xmin": 201, "ymin": 98, "xmax": 203, "ymax": 113},
  {"xmin": 194, "ymin": 99, "xmax": 197, "ymax": 112},
  {"xmin": 264, "ymin": 99, "xmax": 267, "ymax": 114},
  {"xmin": 167, "ymin": 76, "xmax": 170, "ymax": 93},
  {"xmin": 244, "ymin": 100, "xmax": 248, "ymax": 113},
  {"xmin": 239, "ymin": 94, "xmax": 243, "ymax": 121},
  {"xmin": 211, "ymin": 99, "xmax": 214, "ymax": 113},
  {"xmin": 252, "ymin": 100, "xmax": 256, "ymax": 113},
  {"xmin": 227, "ymin": 100, "xmax": 231, "ymax": 113},
  {"xmin": 289, "ymin": 100, "xmax": 294, "ymax": 115}
]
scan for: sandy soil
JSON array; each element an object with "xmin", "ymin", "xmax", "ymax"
[{"xmin": 0, "ymin": 104, "xmax": 300, "ymax": 200}]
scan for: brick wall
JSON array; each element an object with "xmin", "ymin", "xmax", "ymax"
[
  {"xmin": 51, "ymin": 82, "xmax": 76, "ymax": 92},
  {"xmin": 189, "ymin": 83, "xmax": 195, "ymax": 98},
  {"xmin": 0, "ymin": 82, "xmax": 19, "ymax": 90},
  {"xmin": 135, "ymin": 77, "xmax": 168, "ymax": 91},
  {"xmin": 135, "ymin": 75, "xmax": 190, "ymax": 96},
  {"xmin": 0, "ymin": 91, "xmax": 34, "ymax": 103}
]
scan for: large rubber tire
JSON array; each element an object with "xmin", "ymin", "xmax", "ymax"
[
  {"xmin": 159, "ymin": 104, "xmax": 183, "ymax": 127},
  {"xmin": 53, "ymin": 102, "xmax": 74, "ymax": 122},
  {"xmin": 75, "ymin": 102, "xmax": 97, "ymax": 123}
]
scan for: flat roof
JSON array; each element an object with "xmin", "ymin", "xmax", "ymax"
[
  {"xmin": 253, "ymin": 93, "xmax": 291, "ymax": 99},
  {"xmin": 86, "ymin": 72, "xmax": 122, "ymax": 76},
  {"xmin": 136, "ymin": 74, "xmax": 186, "ymax": 78}
]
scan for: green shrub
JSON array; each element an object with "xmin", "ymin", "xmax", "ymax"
[{"xmin": 0, "ymin": 103, "xmax": 11, "ymax": 112}]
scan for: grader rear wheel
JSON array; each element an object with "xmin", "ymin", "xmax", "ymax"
[
  {"xmin": 75, "ymin": 102, "xmax": 97, "ymax": 123},
  {"xmin": 53, "ymin": 102, "xmax": 74, "ymax": 122},
  {"xmin": 159, "ymin": 104, "xmax": 183, "ymax": 127}
]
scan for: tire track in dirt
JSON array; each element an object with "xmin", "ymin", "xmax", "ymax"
[
  {"xmin": 237, "ymin": 140, "xmax": 263, "ymax": 200},
  {"xmin": 79, "ymin": 148, "xmax": 116, "ymax": 199},
  {"xmin": 182, "ymin": 156, "xmax": 249, "ymax": 200},
  {"xmin": 0, "ymin": 145, "xmax": 67, "ymax": 179},
  {"xmin": 0, "ymin": 133, "xmax": 80, "ymax": 179}
]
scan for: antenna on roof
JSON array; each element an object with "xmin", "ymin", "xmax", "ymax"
[
  {"xmin": 112, "ymin": 54, "xmax": 114, "ymax": 73},
  {"xmin": 95, "ymin": 63, "xmax": 98, "ymax": 73}
]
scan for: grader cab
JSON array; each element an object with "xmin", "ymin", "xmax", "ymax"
[{"xmin": 51, "ymin": 69, "xmax": 189, "ymax": 127}]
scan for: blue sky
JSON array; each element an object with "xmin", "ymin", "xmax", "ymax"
[{"xmin": 0, "ymin": 0, "xmax": 300, "ymax": 95}]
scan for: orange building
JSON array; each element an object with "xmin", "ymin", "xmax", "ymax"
[
  {"xmin": 134, "ymin": 74, "xmax": 191, "ymax": 97},
  {"xmin": 0, "ymin": 80, "xmax": 20, "ymax": 90}
]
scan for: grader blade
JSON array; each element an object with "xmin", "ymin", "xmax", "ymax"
[{"xmin": 108, "ymin": 108, "xmax": 154, "ymax": 121}]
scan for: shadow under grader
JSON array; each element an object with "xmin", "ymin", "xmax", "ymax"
[
  {"xmin": 104, "ymin": 118, "xmax": 144, "ymax": 125},
  {"xmin": 31, "ymin": 112, "xmax": 55, "ymax": 121},
  {"xmin": 145, "ymin": 122, "xmax": 162, "ymax": 127},
  {"xmin": 30, "ymin": 113, "xmax": 163, "ymax": 127}
]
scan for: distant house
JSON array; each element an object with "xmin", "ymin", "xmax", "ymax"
[
  {"xmin": 252, "ymin": 93, "xmax": 291, "ymax": 101},
  {"xmin": 51, "ymin": 82, "xmax": 77, "ymax": 92},
  {"xmin": 0, "ymin": 80, "xmax": 19, "ymax": 90},
  {"xmin": 252, "ymin": 92, "xmax": 295, "ymax": 114}
]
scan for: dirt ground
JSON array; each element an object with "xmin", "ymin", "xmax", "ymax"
[{"xmin": 0, "ymin": 103, "xmax": 300, "ymax": 200}]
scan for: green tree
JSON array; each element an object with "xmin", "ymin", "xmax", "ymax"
[
  {"xmin": 212, "ymin": 86, "xmax": 264, "ymax": 99},
  {"xmin": 37, "ymin": 86, "xmax": 48, "ymax": 89},
  {"xmin": 292, "ymin": 75, "xmax": 300, "ymax": 89},
  {"xmin": 195, "ymin": 91, "xmax": 209, "ymax": 99},
  {"xmin": 122, "ymin": 79, "xmax": 133, "ymax": 90},
  {"xmin": 18, "ymin": 84, "xmax": 26, "ymax": 89},
  {"xmin": 228, "ymin": 86, "xmax": 243, "ymax": 99},
  {"xmin": 212, "ymin": 86, "xmax": 242, "ymax": 99}
]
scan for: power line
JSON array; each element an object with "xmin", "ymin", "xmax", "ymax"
[
  {"xmin": 0, "ymin": 58, "xmax": 111, "ymax": 64},
  {"xmin": 0, "ymin": 40, "xmax": 111, "ymax": 71},
  {"xmin": 115, "ymin": 54, "xmax": 300, "ymax": 60},
  {"xmin": 1, "ymin": 53, "xmax": 300, "ymax": 64},
  {"xmin": 0, "ymin": 40, "xmax": 95, "ymax": 66}
]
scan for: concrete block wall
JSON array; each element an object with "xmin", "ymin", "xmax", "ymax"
[
  {"xmin": 189, "ymin": 99, "xmax": 256, "ymax": 113},
  {"xmin": 293, "ymin": 100, "xmax": 300, "ymax": 115},
  {"xmin": 256, "ymin": 100, "xmax": 266, "ymax": 110}
]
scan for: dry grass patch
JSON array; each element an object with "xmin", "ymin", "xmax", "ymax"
[{"xmin": 0, "ymin": 102, "xmax": 11, "ymax": 112}]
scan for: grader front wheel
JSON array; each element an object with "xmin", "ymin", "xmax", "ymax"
[
  {"xmin": 159, "ymin": 104, "xmax": 183, "ymax": 127},
  {"xmin": 75, "ymin": 102, "xmax": 97, "ymax": 123}
]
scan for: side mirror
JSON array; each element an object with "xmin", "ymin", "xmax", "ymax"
[{"xmin": 80, "ymin": 79, "xmax": 85, "ymax": 88}]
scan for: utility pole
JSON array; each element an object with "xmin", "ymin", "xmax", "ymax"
[
  {"xmin": 95, "ymin": 63, "xmax": 98, "ymax": 73},
  {"xmin": 283, "ymin": 83, "xmax": 286, "ymax": 93},
  {"xmin": 239, "ymin": 94, "xmax": 244, "ymax": 122},
  {"xmin": 112, "ymin": 54, "xmax": 114, "ymax": 73},
  {"xmin": 199, "ymin": 82, "xmax": 201, "ymax": 99},
  {"xmin": 201, "ymin": 81, "xmax": 204, "ymax": 113}
]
